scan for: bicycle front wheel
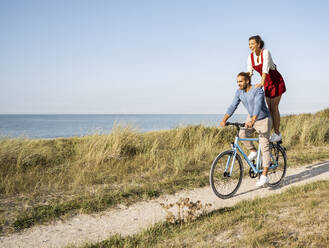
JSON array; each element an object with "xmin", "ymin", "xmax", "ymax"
[{"xmin": 209, "ymin": 150, "xmax": 243, "ymax": 199}]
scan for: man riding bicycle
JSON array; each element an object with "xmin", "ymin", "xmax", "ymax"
[{"xmin": 220, "ymin": 72, "xmax": 272, "ymax": 187}]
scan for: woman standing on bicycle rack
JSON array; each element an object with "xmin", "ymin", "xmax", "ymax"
[
  {"xmin": 248, "ymin": 35, "xmax": 286, "ymax": 143},
  {"xmin": 220, "ymin": 72, "xmax": 272, "ymax": 187}
]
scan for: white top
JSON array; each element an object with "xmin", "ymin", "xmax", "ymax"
[{"xmin": 248, "ymin": 49, "xmax": 276, "ymax": 75}]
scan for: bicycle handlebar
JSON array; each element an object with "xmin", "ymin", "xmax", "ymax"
[{"xmin": 225, "ymin": 122, "xmax": 245, "ymax": 127}]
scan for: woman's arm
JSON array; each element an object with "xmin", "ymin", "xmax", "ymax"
[
  {"xmin": 256, "ymin": 72, "xmax": 267, "ymax": 87},
  {"xmin": 255, "ymin": 49, "xmax": 270, "ymax": 88},
  {"xmin": 248, "ymin": 54, "xmax": 253, "ymax": 76},
  {"xmin": 255, "ymin": 72, "xmax": 267, "ymax": 88}
]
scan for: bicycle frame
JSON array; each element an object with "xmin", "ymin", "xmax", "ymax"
[{"xmin": 225, "ymin": 136, "xmax": 262, "ymax": 176}]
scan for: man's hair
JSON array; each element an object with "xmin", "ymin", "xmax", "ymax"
[{"xmin": 237, "ymin": 72, "xmax": 251, "ymax": 85}]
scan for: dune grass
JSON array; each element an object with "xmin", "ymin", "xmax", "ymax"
[
  {"xmin": 74, "ymin": 180, "xmax": 329, "ymax": 248},
  {"xmin": 0, "ymin": 108, "xmax": 328, "ymax": 233}
]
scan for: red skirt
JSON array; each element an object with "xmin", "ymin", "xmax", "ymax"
[{"xmin": 264, "ymin": 69, "xmax": 286, "ymax": 98}]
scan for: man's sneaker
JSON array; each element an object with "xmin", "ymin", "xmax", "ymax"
[
  {"xmin": 256, "ymin": 175, "xmax": 269, "ymax": 187},
  {"xmin": 248, "ymin": 151, "xmax": 257, "ymax": 161},
  {"xmin": 270, "ymin": 133, "xmax": 282, "ymax": 142}
]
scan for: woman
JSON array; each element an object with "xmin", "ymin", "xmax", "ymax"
[{"xmin": 248, "ymin": 35, "xmax": 286, "ymax": 142}]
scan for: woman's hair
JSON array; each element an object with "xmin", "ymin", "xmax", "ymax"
[
  {"xmin": 249, "ymin": 35, "xmax": 265, "ymax": 49},
  {"xmin": 237, "ymin": 72, "xmax": 251, "ymax": 84}
]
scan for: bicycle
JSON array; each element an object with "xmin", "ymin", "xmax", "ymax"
[{"xmin": 209, "ymin": 122, "xmax": 287, "ymax": 199}]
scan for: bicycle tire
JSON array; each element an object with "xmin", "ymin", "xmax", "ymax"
[
  {"xmin": 267, "ymin": 143, "xmax": 287, "ymax": 186},
  {"xmin": 209, "ymin": 150, "xmax": 243, "ymax": 199}
]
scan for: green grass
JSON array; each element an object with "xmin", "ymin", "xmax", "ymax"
[
  {"xmin": 0, "ymin": 108, "xmax": 329, "ymax": 233},
  {"xmin": 74, "ymin": 180, "xmax": 329, "ymax": 248}
]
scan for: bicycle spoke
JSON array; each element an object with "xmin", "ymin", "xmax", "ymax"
[{"xmin": 267, "ymin": 145, "xmax": 287, "ymax": 185}]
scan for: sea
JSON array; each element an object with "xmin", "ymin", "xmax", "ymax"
[{"xmin": 0, "ymin": 114, "xmax": 247, "ymax": 139}]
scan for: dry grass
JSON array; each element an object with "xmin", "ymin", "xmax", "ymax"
[
  {"xmin": 0, "ymin": 108, "xmax": 328, "ymax": 233},
  {"xmin": 160, "ymin": 198, "xmax": 212, "ymax": 224},
  {"xmin": 77, "ymin": 180, "xmax": 329, "ymax": 248}
]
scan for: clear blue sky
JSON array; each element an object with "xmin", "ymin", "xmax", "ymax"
[{"xmin": 1, "ymin": 0, "xmax": 328, "ymax": 114}]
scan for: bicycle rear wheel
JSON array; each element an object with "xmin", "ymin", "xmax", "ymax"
[
  {"xmin": 267, "ymin": 143, "xmax": 287, "ymax": 186},
  {"xmin": 209, "ymin": 150, "xmax": 243, "ymax": 199}
]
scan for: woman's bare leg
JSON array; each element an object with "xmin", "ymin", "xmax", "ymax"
[{"xmin": 266, "ymin": 96, "xmax": 282, "ymax": 135}]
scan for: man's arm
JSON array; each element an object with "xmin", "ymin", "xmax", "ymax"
[
  {"xmin": 220, "ymin": 90, "xmax": 241, "ymax": 127},
  {"xmin": 253, "ymin": 88, "xmax": 264, "ymax": 117},
  {"xmin": 245, "ymin": 88, "xmax": 264, "ymax": 128},
  {"xmin": 220, "ymin": 114, "xmax": 230, "ymax": 127}
]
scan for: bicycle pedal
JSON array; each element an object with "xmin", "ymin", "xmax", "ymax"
[{"xmin": 248, "ymin": 168, "xmax": 258, "ymax": 178}]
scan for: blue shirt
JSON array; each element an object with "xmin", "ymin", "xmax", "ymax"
[{"xmin": 226, "ymin": 87, "xmax": 270, "ymax": 120}]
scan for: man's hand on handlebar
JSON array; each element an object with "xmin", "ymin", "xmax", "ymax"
[
  {"xmin": 220, "ymin": 121, "xmax": 226, "ymax": 127},
  {"xmin": 245, "ymin": 121, "xmax": 254, "ymax": 128},
  {"xmin": 245, "ymin": 116, "xmax": 257, "ymax": 128}
]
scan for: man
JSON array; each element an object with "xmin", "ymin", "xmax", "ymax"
[{"xmin": 220, "ymin": 72, "xmax": 272, "ymax": 187}]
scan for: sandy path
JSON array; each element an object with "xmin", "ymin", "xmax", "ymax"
[{"xmin": 1, "ymin": 161, "xmax": 329, "ymax": 248}]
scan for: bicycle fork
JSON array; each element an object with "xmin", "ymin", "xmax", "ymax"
[{"xmin": 224, "ymin": 148, "xmax": 237, "ymax": 177}]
